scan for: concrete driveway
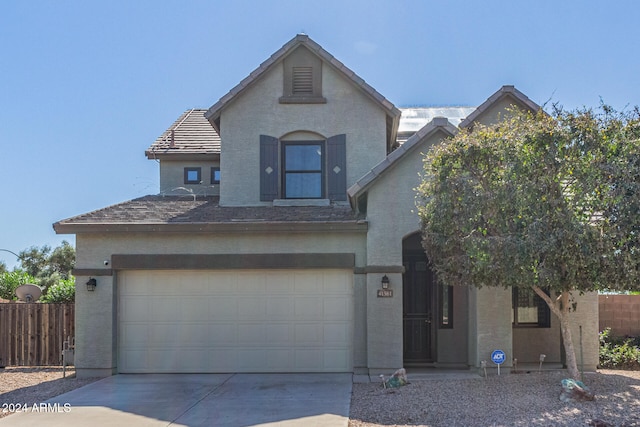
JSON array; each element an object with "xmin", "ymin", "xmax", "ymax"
[{"xmin": 0, "ymin": 373, "xmax": 352, "ymax": 426}]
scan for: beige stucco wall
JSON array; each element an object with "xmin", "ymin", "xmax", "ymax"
[
  {"xmin": 567, "ymin": 292, "xmax": 599, "ymax": 371},
  {"xmin": 512, "ymin": 309, "xmax": 562, "ymax": 364},
  {"xmin": 468, "ymin": 287, "xmax": 513, "ymax": 372},
  {"xmin": 218, "ymin": 61, "xmax": 388, "ymax": 206},
  {"xmin": 159, "ymin": 160, "xmax": 220, "ymax": 196}
]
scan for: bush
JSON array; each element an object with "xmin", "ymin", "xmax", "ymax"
[
  {"xmin": 599, "ymin": 328, "xmax": 640, "ymax": 370},
  {"xmin": 0, "ymin": 271, "xmax": 37, "ymax": 300},
  {"xmin": 41, "ymin": 277, "xmax": 75, "ymax": 303}
]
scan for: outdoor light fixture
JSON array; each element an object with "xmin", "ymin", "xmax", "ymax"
[
  {"xmin": 86, "ymin": 278, "xmax": 97, "ymax": 292},
  {"xmin": 381, "ymin": 275, "xmax": 390, "ymax": 289}
]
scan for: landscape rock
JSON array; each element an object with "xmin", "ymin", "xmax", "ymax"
[{"xmin": 560, "ymin": 378, "xmax": 595, "ymax": 402}]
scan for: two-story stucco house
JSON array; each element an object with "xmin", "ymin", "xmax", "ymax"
[{"xmin": 54, "ymin": 34, "xmax": 599, "ymax": 378}]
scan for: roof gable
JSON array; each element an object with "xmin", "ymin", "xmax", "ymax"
[
  {"xmin": 348, "ymin": 117, "xmax": 458, "ymax": 205},
  {"xmin": 204, "ymin": 34, "xmax": 401, "ymax": 139},
  {"xmin": 459, "ymin": 85, "xmax": 541, "ymax": 129}
]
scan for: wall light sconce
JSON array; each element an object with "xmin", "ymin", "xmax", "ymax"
[
  {"xmin": 381, "ymin": 275, "xmax": 390, "ymax": 289},
  {"xmin": 86, "ymin": 278, "xmax": 97, "ymax": 292}
]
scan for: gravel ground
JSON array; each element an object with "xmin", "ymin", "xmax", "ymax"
[
  {"xmin": 1, "ymin": 367, "xmax": 638, "ymax": 425},
  {"xmin": 0, "ymin": 367, "xmax": 99, "ymax": 419},
  {"xmin": 349, "ymin": 370, "xmax": 640, "ymax": 427}
]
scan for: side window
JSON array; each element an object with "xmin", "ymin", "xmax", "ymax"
[
  {"xmin": 512, "ymin": 287, "xmax": 551, "ymax": 328},
  {"xmin": 184, "ymin": 167, "xmax": 201, "ymax": 184},
  {"xmin": 211, "ymin": 167, "xmax": 220, "ymax": 184},
  {"xmin": 439, "ymin": 284, "xmax": 453, "ymax": 328}
]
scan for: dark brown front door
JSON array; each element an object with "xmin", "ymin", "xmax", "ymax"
[{"xmin": 403, "ymin": 253, "xmax": 436, "ymax": 363}]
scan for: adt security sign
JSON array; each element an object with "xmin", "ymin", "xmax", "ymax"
[
  {"xmin": 491, "ymin": 350, "xmax": 506, "ymax": 364},
  {"xmin": 491, "ymin": 350, "xmax": 506, "ymax": 375}
]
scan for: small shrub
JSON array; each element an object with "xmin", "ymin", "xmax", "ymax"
[
  {"xmin": 41, "ymin": 277, "xmax": 75, "ymax": 303},
  {"xmin": 599, "ymin": 328, "xmax": 640, "ymax": 370}
]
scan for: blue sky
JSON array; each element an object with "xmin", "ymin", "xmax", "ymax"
[{"xmin": 1, "ymin": 0, "xmax": 639, "ymax": 268}]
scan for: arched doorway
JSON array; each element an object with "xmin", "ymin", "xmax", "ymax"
[{"xmin": 402, "ymin": 232, "xmax": 437, "ymax": 364}]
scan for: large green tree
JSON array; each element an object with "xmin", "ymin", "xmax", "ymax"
[
  {"xmin": 18, "ymin": 241, "xmax": 75, "ymax": 290},
  {"xmin": 417, "ymin": 106, "xmax": 640, "ymax": 380}
]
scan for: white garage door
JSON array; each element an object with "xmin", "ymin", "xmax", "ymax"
[{"xmin": 118, "ymin": 269, "xmax": 353, "ymax": 373}]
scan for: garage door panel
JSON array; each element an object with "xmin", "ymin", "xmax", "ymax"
[
  {"xmin": 181, "ymin": 298, "xmax": 209, "ymax": 320},
  {"xmin": 121, "ymin": 297, "xmax": 148, "ymax": 321},
  {"xmin": 294, "ymin": 298, "xmax": 322, "ymax": 320},
  {"xmin": 210, "ymin": 297, "xmax": 238, "ymax": 319},
  {"xmin": 237, "ymin": 323, "xmax": 267, "ymax": 344},
  {"xmin": 149, "ymin": 324, "xmax": 179, "ymax": 344},
  {"xmin": 266, "ymin": 297, "xmax": 293, "ymax": 319},
  {"xmin": 121, "ymin": 324, "xmax": 148, "ymax": 347},
  {"xmin": 237, "ymin": 298, "xmax": 267, "ymax": 319},
  {"xmin": 119, "ymin": 269, "xmax": 353, "ymax": 373},
  {"xmin": 294, "ymin": 323, "xmax": 322, "ymax": 343},
  {"xmin": 210, "ymin": 349, "xmax": 237, "ymax": 371},
  {"xmin": 324, "ymin": 323, "xmax": 349, "ymax": 344},
  {"xmin": 265, "ymin": 323, "xmax": 291, "ymax": 345},
  {"xmin": 324, "ymin": 349, "xmax": 350, "ymax": 370},
  {"xmin": 177, "ymin": 324, "xmax": 209, "ymax": 346},
  {"xmin": 150, "ymin": 298, "xmax": 180, "ymax": 321},
  {"xmin": 324, "ymin": 298, "xmax": 349, "ymax": 320},
  {"xmin": 210, "ymin": 323, "xmax": 237, "ymax": 343}
]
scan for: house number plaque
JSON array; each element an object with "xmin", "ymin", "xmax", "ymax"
[{"xmin": 377, "ymin": 289, "xmax": 393, "ymax": 297}]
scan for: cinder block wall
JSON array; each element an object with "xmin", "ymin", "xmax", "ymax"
[{"xmin": 599, "ymin": 295, "xmax": 640, "ymax": 336}]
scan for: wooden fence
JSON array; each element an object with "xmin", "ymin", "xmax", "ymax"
[
  {"xmin": 0, "ymin": 303, "xmax": 74, "ymax": 366},
  {"xmin": 599, "ymin": 294, "xmax": 640, "ymax": 337}
]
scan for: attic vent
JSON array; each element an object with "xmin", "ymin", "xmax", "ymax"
[{"xmin": 292, "ymin": 67, "xmax": 313, "ymax": 95}]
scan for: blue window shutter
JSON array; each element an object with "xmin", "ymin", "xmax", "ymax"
[
  {"xmin": 327, "ymin": 134, "xmax": 346, "ymax": 201},
  {"xmin": 260, "ymin": 135, "xmax": 279, "ymax": 201}
]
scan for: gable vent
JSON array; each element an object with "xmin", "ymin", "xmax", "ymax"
[{"xmin": 292, "ymin": 67, "xmax": 313, "ymax": 95}]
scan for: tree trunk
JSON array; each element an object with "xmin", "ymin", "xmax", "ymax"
[{"xmin": 532, "ymin": 287, "xmax": 580, "ymax": 379}]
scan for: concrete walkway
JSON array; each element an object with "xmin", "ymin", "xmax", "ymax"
[{"xmin": 0, "ymin": 373, "xmax": 352, "ymax": 427}]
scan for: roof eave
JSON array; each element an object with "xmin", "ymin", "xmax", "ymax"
[
  {"xmin": 144, "ymin": 151, "xmax": 220, "ymax": 161},
  {"xmin": 53, "ymin": 221, "xmax": 368, "ymax": 235}
]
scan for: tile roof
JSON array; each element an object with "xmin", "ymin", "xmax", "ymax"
[
  {"xmin": 53, "ymin": 196, "xmax": 364, "ymax": 233},
  {"xmin": 145, "ymin": 109, "xmax": 220, "ymax": 158}
]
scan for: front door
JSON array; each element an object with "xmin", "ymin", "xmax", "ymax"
[{"xmin": 403, "ymin": 252, "xmax": 436, "ymax": 363}]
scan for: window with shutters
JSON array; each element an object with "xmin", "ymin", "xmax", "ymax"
[{"xmin": 260, "ymin": 134, "xmax": 346, "ymax": 202}]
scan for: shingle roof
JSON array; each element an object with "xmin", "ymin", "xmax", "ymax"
[
  {"xmin": 145, "ymin": 109, "xmax": 220, "ymax": 159},
  {"xmin": 53, "ymin": 196, "xmax": 365, "ymax": 234}
]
